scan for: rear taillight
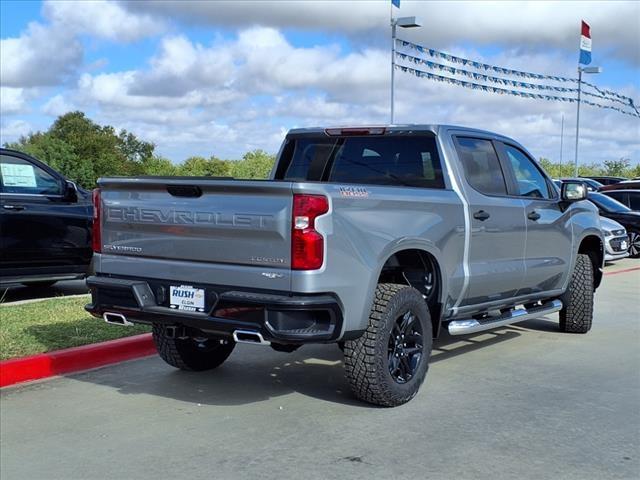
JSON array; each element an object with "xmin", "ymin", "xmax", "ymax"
[
  {"xmin": 92, "ymin": 188, "xmax": 101, "ymax": 253},
  {"xmin": 292, "ymin": 194, "xmax": 329, "ymax": 270}
]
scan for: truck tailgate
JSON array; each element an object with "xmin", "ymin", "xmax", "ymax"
[{"xmin": 98, "ymin": 178, "xmax": 293, "ymax": 268}]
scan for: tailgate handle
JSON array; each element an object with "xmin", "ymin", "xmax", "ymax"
[{"xmin": 166, "ymin": 185, "xmax": 202, "ymax": 198}]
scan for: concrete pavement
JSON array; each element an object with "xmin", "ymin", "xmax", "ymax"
[{"xmin": 1, "ymin": 261, "xmax": 639, "ymax": 480}]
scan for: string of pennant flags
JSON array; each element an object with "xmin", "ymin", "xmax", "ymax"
[
  {"xmin": 396, "ymin": 39, "xmax": 639, "ymax": 117},
  {"xmin": 397, "ymin": 64, "xmax": 639, "ymax": 119},
  {"xmin": 395, "ymin": 51, "xmax": 634, "ymax": 109}
]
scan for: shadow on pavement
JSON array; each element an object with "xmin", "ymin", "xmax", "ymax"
[
  {"xmin": 68, "ymin": 317, "xmax": 561, "ymax": 407},
  {"xmin": 1, "ymin": 280, "xmax": 88, "ymax": 304}
]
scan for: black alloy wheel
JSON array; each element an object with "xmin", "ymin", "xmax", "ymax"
[
  {"xmin": 628, "ymin": 231, "xmax": 640, "ymax": 258},
  {"xmin": 388, "ymin": 311, "xmax": 424, "ymax": 384}
]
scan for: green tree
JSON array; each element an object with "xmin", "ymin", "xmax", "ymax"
[
  {"xmin": 141, "ymin": 156, "xmax": 179, "ymax": 176},
  {"xmin": 178, "ymin": 156, "xmax": 232, "ymax": 177},
  {"xmin": 5, "ymin": 132, "xmax": 95, "ymax": 188},
  {"xmin": 230, "ymin": 150, "xmax": 276, "ymax": 179},
  {"xmin": 4, "ymin": 111, "xmax": 157, "ymax": 188},
  {"xmin": 603, "ymin": 157, "xmax": 631, "ymax": 176}
]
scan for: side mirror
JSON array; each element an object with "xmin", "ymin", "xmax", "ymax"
[
  {"xmin": 561, "ymin": 181, "xmax": 587, "ymax": 202},
  {"xmin": 63, "ymin": 180, "xmax": 79, "ymax": 203}
]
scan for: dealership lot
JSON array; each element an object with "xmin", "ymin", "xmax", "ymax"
[{"xmin": 1, "ymin": 260, "xmax": 638, "ymax": 480}]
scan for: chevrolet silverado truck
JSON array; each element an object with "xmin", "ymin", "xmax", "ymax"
[{"xmin": 86, "ymin": 125, "xmax": 603, "ymax": 407}]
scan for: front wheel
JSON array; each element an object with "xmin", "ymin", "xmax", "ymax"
[
  {"xmin": 628, "ymin": 231, "xmax": 640, "ymax": 258},
  {"xmin": 152, "ymin": 325, "xmax": 235, "ymax": 371},
  {"xmin": 343, "ymin": 283, "xmax": 432, "ymax": 407},
  {"xmin": 559, "ymin": 254, "xmax": 594, "ymax": 334}
]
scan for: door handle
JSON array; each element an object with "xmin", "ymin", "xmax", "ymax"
[
  {"xmin": 3, "ymin": 204, "xmax": 26, "ymax": 211},
  {"xmin": 527, "ymin": 211, "xmax": 541, "ymax": 221},
  {"xmin": 473, "ymin": 210, "xmax": 490, "ymax": 221}
]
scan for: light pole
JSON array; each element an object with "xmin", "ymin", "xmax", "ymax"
[
  {"xmin": 390, "ymin": 16, "xmax": 421, "ymax": 124},
  {"xmin": 574, "ymin": 65, "xmax": 602, "ymax": 176}
]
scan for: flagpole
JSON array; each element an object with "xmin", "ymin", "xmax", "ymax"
[
  {"xmin": 574, "ymin": 68, "xmax": 582, "ymax": 177},
  {"xmin": 560, "ymin": 113, "xmax": 564, "ymax": 170},
  {"xmin": 390, "ymin": 7, "xmax": 396, "ymax": 124}
]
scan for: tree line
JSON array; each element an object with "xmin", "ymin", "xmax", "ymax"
[
  {"xmin": 4, "ymin": 112, "xmax": 638, "ymax": 189},
  {"xmin": 539, "ymin": 157, "xmax": 639, "ymax": 179},
  {"xmin": 4, "ymin": 112, "xmax": 275, "ymax": 189}
]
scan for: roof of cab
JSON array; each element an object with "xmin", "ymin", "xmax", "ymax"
[{"xmin": 286, "ymin": 124, "xmax": 515, "ymax": 142}]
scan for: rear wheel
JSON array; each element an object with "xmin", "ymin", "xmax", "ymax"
[
  {"xmin": 343, "ymin": 283, "xmax": 432, "ymax": 407},
  {"xmin": 559, "ymin": 254, "xmax": 594, "ymax": 334},
  {"xmin": 152, "ymin": 325, "xmax": 235, "ymax": 371}
]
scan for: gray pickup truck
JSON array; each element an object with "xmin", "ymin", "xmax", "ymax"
[{"xmin": 86, "ymin": 125, "xmax": 603, "ymax": 406}]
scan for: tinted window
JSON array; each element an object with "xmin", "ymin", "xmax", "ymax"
[
  {"xmin": 0, "ymin": 154, "xmax": 62, "ymax": 195},
  {"xmin": 605, "ymin": 191, "xmax": 627, "ymax": 206},
  {"xmin": 281, "ymin": 135, "xmax": 444, "ymax": 189},
  {"xmin": 504, "ymin": 145, "xmax": 551, "ymax": 199},
  {"xmin": 455, "ymin": 137, "xmax": 507, "ymax": 195},
  {"xmin": 628, "ymin": 192, "xmax": 640, "ymax": 211},
  {"xmin": 589, "ymin": 192, "xmax": 631, "ymax": 213}
]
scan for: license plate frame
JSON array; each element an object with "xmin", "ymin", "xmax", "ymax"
[{"xmin": 169, "ymin": 285, "xmax": 206, "ymax": 312}]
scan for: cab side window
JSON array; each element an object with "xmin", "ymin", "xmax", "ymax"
[
  {"xmin": 0, "ymin": 154, "xmax": 62, "ymax": 195},
  {"xmin": 503, "ymin": 145, "xmax": 551, "ymax": 199},
  {"xmin": 455, "ymin": 137, "xmax": 508, "ymax": 195}
]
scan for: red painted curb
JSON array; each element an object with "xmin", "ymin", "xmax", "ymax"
[
  {"xmin": 0, "ymin": 333, "xmax": 155, "ymax": 388},
  {"xmin": 604, "ymin": 266, "xmax": 640, "ymax": 276}
]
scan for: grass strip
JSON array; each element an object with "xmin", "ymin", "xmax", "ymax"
[{"xmin": 0, "ymin": 296, "xmax": 149, "ymax": 361}]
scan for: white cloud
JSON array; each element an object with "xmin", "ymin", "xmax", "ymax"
[
  {"xmin": 43, "ymin": 0, "xmax": 164, "ymax": 42},
  {"xmin": 42, "ymin": 94, "xmax": 75, "ymax": 117},
  {"xmin": 38, "ymin": 25, "xmax": 637, "ymax": 163},
  {"xmin": 0, "ymin": 21, "xmax": 82, "ymax": 87},
  {"xmin": 124, "ymin": 0, "xmax": 640, "ymax": 65},
  {"xmin": 1, "ymin": 87, "xmax": 32, "ymax": 115},
  {"xmin": 0, "ymin": 119, "xmax": 33, "ymax": 144}
]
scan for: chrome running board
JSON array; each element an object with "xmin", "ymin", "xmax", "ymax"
[{"xmin": 448, "ymin": 299, "xmax": 563, "ymax": 336}]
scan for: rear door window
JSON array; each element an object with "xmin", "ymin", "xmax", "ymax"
[
  {"xmin": 454, "ymin": 137, "xmax": 508, "ymax": 195},
  {"xmin": 629, "ymin": 193, "xmax": 640, "ymax": 210},
  {"xmin": 279, "ymin": 134, "xmax": 445, "ymax": 189}
]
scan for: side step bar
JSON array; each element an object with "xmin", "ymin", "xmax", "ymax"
[{"xmin": 448, "ymin": 299, "xmax": 563, "ymax": 336}]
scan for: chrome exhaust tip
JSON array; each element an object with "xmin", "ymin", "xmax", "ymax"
[
  {"xmin": 103, "ymin": 312, "xmax": 134, "ymax": 327},
  {"xmin": 232, "ymin": 329, "xmax": 270, "ymax": 345}
]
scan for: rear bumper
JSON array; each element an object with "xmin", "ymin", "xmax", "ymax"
[{"xmin": 85, "ymin": 275, "xmax": 346, "ymax": 344}]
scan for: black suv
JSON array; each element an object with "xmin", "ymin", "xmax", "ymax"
[{"xmin": 0, "ymin": 149, "xmax": 93, "ymax": 287}]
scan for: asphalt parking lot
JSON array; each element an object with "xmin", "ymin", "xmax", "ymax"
[{"xmin": 1, "ymin": 260, "xmax": 639, "ymax": 480}]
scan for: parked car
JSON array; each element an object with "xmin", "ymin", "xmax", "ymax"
[
  {"xmin": 588, "ymin": 192, "xmax": 640, "ymax": 258},
  {"xmin": 0, "ymin": 148, "xmax": 93, "ymax": 287},
  {"xmin": 600, "ymin": 180, "xmax": 640, "ymax": 191},
  {"xmin": 561, "ymin": 177, "xmax": 603, "ymax": 191},
  {"xmin": 602, "ymin": 190, "xmax": 640, "ymax": 211},
  {"xmin": 86, "ymin": 125, "xmax": 603, "ymax": 407},
  {"xmin": 599, "ymin": 217, "xmax": 629, "ymax": 262},
  {"xmin": 582, "ymin": 176, "xmax": 627, "ymax": 186}
]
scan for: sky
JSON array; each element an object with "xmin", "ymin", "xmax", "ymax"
[{"xmin": 1, "ymin": 0, "xmax": 639, "ymax": 165}]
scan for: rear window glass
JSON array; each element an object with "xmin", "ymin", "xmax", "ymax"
[{"xmin": 278, "ymin": 135, "xmax": 445, "ymax": 189}]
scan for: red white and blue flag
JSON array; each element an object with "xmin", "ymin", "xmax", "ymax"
[
  {"xmin": 579, "ymin": 20, "xmax": 592, "ymax": 65},
  {"xmin": 392, "ymin": 0, "xmax": 400, "ymax": 8}
]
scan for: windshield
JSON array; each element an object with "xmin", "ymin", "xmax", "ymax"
[{"xmin": 588, "ymin": 192, "xmax": 631, "ymax": 213}]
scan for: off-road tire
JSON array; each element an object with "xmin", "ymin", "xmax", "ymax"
[
  {"xmin": 152, "ymin": 324, "xmax": 235, "ymax": 371},
  {"xmin": 559, "ymin": 254, "xmax": 594, "ymax": 334},
  {"xmin": 343, "ymin": 283, "xmax": 432, "ymax": 407}
]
